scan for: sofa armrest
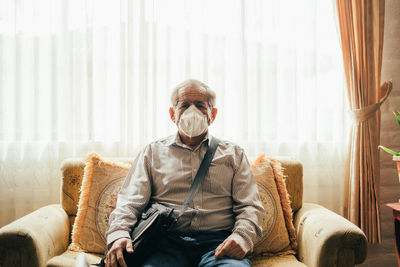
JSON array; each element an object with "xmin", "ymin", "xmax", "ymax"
[
  {"xmin": 0, "ymin": 204, "xmax": 70, "ymax": 267},
  {"xmin": 294, "ymin": 203, "xmax": 367, "ymax": 267}
]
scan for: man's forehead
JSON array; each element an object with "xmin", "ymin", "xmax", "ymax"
[{"xmin": 177, "ymin": 86, "xmax": 208, "ymax": 102}]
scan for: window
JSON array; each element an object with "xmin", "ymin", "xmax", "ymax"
[{"xmin": 0, "ymin": 0, "xmax": 348, "ymax": 226}]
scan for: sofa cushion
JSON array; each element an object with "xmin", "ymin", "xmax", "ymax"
[
  {"xmin": 250, "ymin": 154, "xmax": 297, "ymax": 256},
  {"xmin": 46, "ymin": 250, "xmax": 102, "ymax": 267},
  {"xmin": 69, "ymin": 153, "xmax": 131, "ymax": 254},
  {"xmin": 46, "ymin": 251, "xmax": 305, "ymax": 267},
  {"xmin": 250, "ymin": 255, "xmax": 306, "ymax": 267},
  {"xmin": 46, "ymin": 250, "xmax": 306, "ymax": 267}
]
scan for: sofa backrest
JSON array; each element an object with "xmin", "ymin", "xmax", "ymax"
[
  {"xmin": 273, "ymin": 157, "xmax": 303, "ymax": 212},
  {"xmin": 60, "ymin": 156, "xmax": 303, "ymax": 233}
]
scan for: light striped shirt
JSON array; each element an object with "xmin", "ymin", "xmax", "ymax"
[{"xmin": 106, "ymin": 132, "xmax": 264, "ymax": 253}]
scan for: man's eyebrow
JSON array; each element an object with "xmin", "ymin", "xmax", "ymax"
[{"xmin": 179, "ymin": 100, "xmax": 206, "ymax": 104}]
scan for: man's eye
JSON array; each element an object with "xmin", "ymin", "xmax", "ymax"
[
  {"xmin": 181, "ymin": 104, "xmax": 189, "ymax": 109},
  {"xmin": 196, "ymin": 104, "xmax": 206, "ymax": 110}
]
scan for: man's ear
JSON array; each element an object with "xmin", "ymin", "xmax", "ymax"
[
  {"xmin": 169, "ymin": 107, "xmax": 176, "ymax": 123},
  {"xmin": 210, "ymin": 108, "xmax": 218, "ymax": 123}
]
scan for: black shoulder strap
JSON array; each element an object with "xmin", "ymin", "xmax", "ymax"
[{"xmin": 177, "ymin": 137, "xmax": 221, "ymax": 218}]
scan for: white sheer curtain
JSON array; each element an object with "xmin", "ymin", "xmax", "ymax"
[{"xmin": 0, "ymin": 0, "xmax": 348, "ymax": 227}]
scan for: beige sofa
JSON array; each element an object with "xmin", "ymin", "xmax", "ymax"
[{"xmin": 0, "ymin": 157, "xmax": 367, "ymax": 267}]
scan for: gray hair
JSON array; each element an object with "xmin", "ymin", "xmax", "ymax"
[{"xmin": 170, "ymin": 79, "xmax": 216, "ymax": 108}]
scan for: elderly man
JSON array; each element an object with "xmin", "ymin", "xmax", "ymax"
[{"xmin": 105, "ymin": 79, "xmax": 264, "ymax": 267}]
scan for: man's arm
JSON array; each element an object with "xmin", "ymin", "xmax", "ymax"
[
  {"xmin": 106, "ymin": 144, "xmax": 153, "ymax": 247},
  {"xmin": 215, "ymin": 148, "xmax": 264, "ymax": 259}
]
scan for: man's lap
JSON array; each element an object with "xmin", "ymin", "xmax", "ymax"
[
  {"xmin": 199, "ymin": 250, "xmax": 251, "ymax": 267},
  {"xmin": 138, "ymin": 231, "xmax": 250, "ymax": 267}
]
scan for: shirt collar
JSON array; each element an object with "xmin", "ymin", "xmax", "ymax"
[{"xmin": 169, "ymin": 131, "xmax": 212, "ymax": 150}]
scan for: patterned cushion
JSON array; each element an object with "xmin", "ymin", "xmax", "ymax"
[
  {"xmin": 69, "ymin": 153, "xmax": 131, "ymax": 254},
  {"xmin": 250, "ymin": 154, "xmax": 297, "ymax": 257}
]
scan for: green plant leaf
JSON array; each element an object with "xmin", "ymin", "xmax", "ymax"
[
  {"xmin": 378, "ymin": 145, "xmax": 400, "ymax": 156},
  {"xmin": 393, "ymin": 110, "xmax": 400, "ymax": 127}
]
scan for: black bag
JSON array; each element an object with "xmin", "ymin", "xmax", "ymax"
[
  {"xmin": 130, "ymin": 203, "xmax": 176, "ymax": 251},
  {"xmin": 98, "ymin": 137, "xmax": 220, "ymax": 267},
  {"xmin": 97, "ymin": 205, "xmax": 177, "ymax": 267}
]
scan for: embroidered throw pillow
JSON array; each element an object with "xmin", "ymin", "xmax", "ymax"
[
  {"xmin": 250, "ymin": 154, "xmax": 297, "ymax": 257},
  {"xmin": 69, "ymin": 153, "xmax": 131, "ymax": 254}
]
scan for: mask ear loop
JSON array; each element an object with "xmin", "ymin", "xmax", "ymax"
[{"xmin": 207, "ymin": 106, "xmax": 214, "ymax": 125}]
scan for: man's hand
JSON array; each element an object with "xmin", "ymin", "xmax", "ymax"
[
  {"xmin": 106, "ymin": 237, "xmax": 134, "ymax": 267},
  {"xmin": 214, "ymin": 239, "xmax": 246, "ymax": 260}
]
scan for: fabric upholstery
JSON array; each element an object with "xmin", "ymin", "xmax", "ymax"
[
  {"xmin": 46, "ymin": 250, "xmax": 102, "ymax": 267},
  {"xmin": 61, "ymin": 158, "xmax": 135, "ymax": 232},
  {"xmin": 274, "ymin": 157, "xmax": 303, "ymax": 212},
  {"xmin": 250, "ymin": 255, "xmax": 306, "ymax": 267},
  {"xmin": 294, "ymin": 203, "xmax": 367, "ymax": 266},
  {"xmin": 61, "ymin": 159, "xmax": 86, "ymax": 217},
  {"xmin": 47, "ymin": 252, "xmax": 305, "ymax": 267},
  {"xmin": 0, "ymin": 204, "xmax": 69, "ymax": 267},
  {"xmin": 70, "ymin": 153, "xmax": 131, "ymax": 253},
  {"xmin": 250, "ymin": 154, "xmax": 297, "ymax": 256}
]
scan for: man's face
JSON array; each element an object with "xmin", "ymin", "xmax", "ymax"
[{"xmin": 169, "ymin": 86, "xmax": 216, "ymax": 126}]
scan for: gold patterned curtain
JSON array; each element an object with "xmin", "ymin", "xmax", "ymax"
[{"xmin": 336, "ymin": 0, "xmax": 392, "ymax": 243}]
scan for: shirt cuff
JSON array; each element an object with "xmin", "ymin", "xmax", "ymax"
[
  {"xmin": 227, "ymin": 231, "xmax": 252, "ymax": 255},
  {"xmin": 107, "ymin": 230, "xmax": 131, "ymax": 248}
]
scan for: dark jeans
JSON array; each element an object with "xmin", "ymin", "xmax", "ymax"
[{"xmin": 130, "ymin": 231, "xmax": 251, "ymax": 267}]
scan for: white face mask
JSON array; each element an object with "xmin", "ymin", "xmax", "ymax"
[{"xmin": 177, "ymin": 105, "xmax": 209, "ymax": 138}]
